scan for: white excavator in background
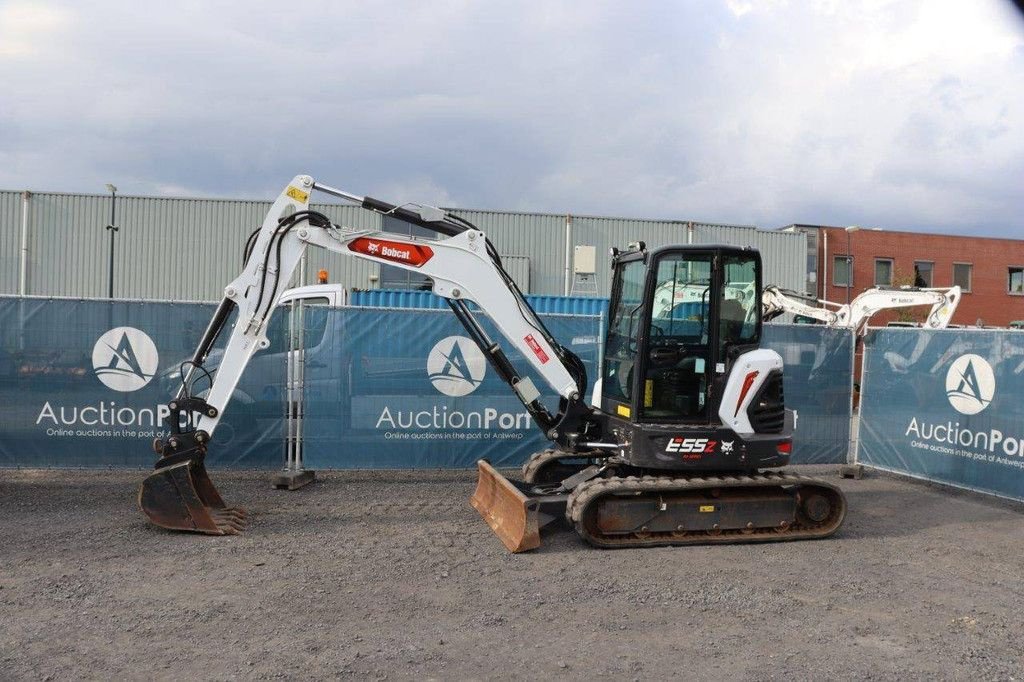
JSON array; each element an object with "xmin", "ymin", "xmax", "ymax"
[{"xmin": 762, "ymin": 285, "xmax": 962, "ymax": 335}]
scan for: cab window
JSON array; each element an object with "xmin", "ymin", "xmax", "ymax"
[
  {"xmin": 720, "ymin": 256, "xmax": 758, "ymax": 346},
  {"xmin": 650, "ymin": 255, "xmax": 712, "ymax": 344},
  {"xmin": 640, "ymin": 253, "xmax": 714, "ymax": 421},
  {"xmin": 602, "ymin": 259, "xmax": 646, "ymax": 406}
]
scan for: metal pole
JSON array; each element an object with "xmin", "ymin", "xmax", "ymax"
[
  {"xmin": 295, "ymin": 298, "xmax": 305, "ymax": 471},
  {"xmin": 846, "ymin": 229, "xmax": 852, "ymax": 305},
  {"xmin": 284, "ymin": 300, "xmax": 294, "ymax": 470},
  {"xmin": 18, "ymin": 190, "xmax": 30, "ymax": 295},
  {"xmin": 822, "ymin": 230, "xmax": 828, "ymax": 299},
  {"xmin": 563, "ymin": 214, "xmax": 572, "ymax": 296},
  {"xmin": 105, "ymin": 186, "xmax": 118, "ymax": 299}
]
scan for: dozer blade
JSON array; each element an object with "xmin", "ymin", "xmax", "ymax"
[
  {"xmin": 139, "ymin": 459, "xmax": 247, "ymax": 535},
  {"xmin": 470, "ymin": 460, "xmax": 540, "ymax": 553}
]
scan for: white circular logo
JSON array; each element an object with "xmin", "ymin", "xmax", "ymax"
[
  {"xmin": 945, "ymin": 353, "xmax": 995, "ymax": 415},
  {"xmin": 427, "ymin": 336, "xmax": 486, "ymax": 397},
  {"xmin": 92, "ymin": 327, "xmax": 159, "ymax": 392}
]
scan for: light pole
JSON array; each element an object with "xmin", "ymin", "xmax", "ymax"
[
  {"xmin": 844, "ymin": 225, "xmax": 860, "ymax": 304},
  {"xmin": 105, "ymin": 184, "xmax": 118, "ymax": 299}
]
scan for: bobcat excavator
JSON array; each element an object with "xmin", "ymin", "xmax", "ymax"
[{"xmin": 139, "ymin": 175, "xmax": 847, "ymax": 551}]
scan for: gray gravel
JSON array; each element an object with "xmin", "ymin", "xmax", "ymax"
[{"xmin": 2, "ymin": 465, "xmax": 1023, "ymax": 680}]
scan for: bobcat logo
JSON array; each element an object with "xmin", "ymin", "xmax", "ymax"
[{"xmin": 721, "ymin": 441, "xmax": 735, "ymax": 454}]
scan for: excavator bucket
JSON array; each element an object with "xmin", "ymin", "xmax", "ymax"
[
  {"xmin": 470, "ymin": 460, "xmax": 541, "ymax": 553},
  {"xmin": 138, "ymin": 459, "xmax": 247, "ymax": 535}
]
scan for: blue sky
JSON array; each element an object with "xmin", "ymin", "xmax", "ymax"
[{"xmin": 1, "ymin": 1, "xmax": 1022, "ymax": 236}]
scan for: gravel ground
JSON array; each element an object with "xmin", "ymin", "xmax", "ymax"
[{"xmin": 2, "ymin": 465, "xmax": 1023, "ymax": 680}]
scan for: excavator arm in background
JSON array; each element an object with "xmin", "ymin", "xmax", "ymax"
[
  {"xmin": 139, "ymin": 175, "xmax": 597, "ymax": 535},
  {"xmin": 762, "ymin": 286, "xmax": 842, "ymax": 326},
  {"xmin": 762, "ymin": 284, "xmax": 961, "ymax": 335},
  {"xmin": 838, "ymin": 286, "xmax": 961, "ymax": 333}
]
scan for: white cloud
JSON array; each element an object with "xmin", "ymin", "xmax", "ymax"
[{"xmin": 0, "ymin": 1, "xmax": 70, "ymax": 57}]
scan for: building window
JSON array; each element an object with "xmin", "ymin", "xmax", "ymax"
[
  {"xmin": 914, "ymin": 261, "xmax": 934, "ymax": 288},
  {"xmin": 1010, "ymin": 267, "xmax": 1024, "ymax": 295},
  {"xmin": 874, "ymin": 259, "xmax": 893, "ymax": 287},
  {"xmin": 833, "ymin": 255, "xmax": 851, "ymax": 287},
  {"xmin": 953, "ymin": 263, "xmax": 972, "ymax": 292}
]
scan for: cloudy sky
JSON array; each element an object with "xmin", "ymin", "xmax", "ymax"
[{"xmin": 1, "ymin": 1, "xmax": 1022, "ymax": 235}]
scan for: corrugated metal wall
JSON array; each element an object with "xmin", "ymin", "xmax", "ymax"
[
  {"xmin": 446, "ymin": 209, "xmax": 808, "ymax": 296},
  {"xmin": 573, "ymin": 215, "xmax": 688, "ymax": 295},
  {"xmin": 695, "ymin": 224, "xmax": 807, "ymax": 292},
  {"xmin": 448, "ymin": 209, "xmax": 565, "ymax": 296},
  {"xmin": 2, "ymin": 189, "xmax": 806, "ymax": 300},
  {"xmin": 0, "ymin": 191, "xmax": 22, "ymax": 295}
]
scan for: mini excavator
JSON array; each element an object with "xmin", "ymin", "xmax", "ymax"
[{"xmin": 139, "ymin": 175, "xmax": 846, "ymax": 551}]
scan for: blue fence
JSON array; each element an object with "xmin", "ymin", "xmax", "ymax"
[
  {"xmin": 858, "ymin": 328, "xmax": 1024, "ymax": 501},
  {"xmin": 762, "ymin": 324, "xmax": 853, "ymax": 464},
  {"xmin": 0, "ymin": 297, "xmax": 285, "ymax": 468},
  {"xmin": 0, "ymin": 296, "xmax": 852, "ymax": 469},
  {"xmin": 301, "ymin": 307, "xmax": 603, "ymax": 468}
]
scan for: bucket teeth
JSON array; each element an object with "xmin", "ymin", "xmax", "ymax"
[
  {"xmin": 210, "ymin": 508, "xmax": 247, "ymax": 534},
  {"xmin": 139, "ymin": 458, "xmax": 246, "ymax": 535}
]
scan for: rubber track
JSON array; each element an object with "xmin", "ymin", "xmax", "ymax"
[
  {"xmin": 566, "ymin": 471, "xmax": 847, "ymax": 549},
  {"xmin": 521, "ymin": 449, "xmax": 559, "ymax": 482},
  {"xmin": 521, "ymin": 449, "xmax": 593, "ymax": 484}
]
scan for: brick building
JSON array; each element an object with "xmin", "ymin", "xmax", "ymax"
[{"xmin": 781, "ymin": 225, "xmax": 1024, "ymax": 327}]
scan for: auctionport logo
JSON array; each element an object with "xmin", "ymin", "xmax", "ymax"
[
  {"xmin": 945, "ymin": 354, "xmax": 994, "ymax": 416},
  {"xmin": 427, "ymin": 336, "xmax": 485, "ymax": 397},
  {"xmin": 91, "ymin": 327, "xmax": 159, "ymax": 392}
]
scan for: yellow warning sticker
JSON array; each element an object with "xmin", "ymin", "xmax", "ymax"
[
  {"xmin": 286, "ymin": 186, "xmax": 309, "ymax": 203},
  {"xmin": 644, "ymin": 379, "xmax": 653, "ymax": 408},
  {"xmin": 699, "ymin": 505, "xmax": 716, "ymax": 513},
  {"xmin": 616, "ymin": 404, "xmax": 631, "ymax": 418}
]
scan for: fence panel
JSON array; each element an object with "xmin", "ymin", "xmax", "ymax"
[
  {"xmin": 0, "ymin": 296, "xmax": 286, "ymax": 468},
  {"xmin": 301, "ymin": 308, "xmax": 602, "ymax": 468},
  {"xmin": 0, "ymin": 298, "xmax": 854, "ymax": 470},
  {"xmin": 858, "ymin": 328, "xmax": 1024, "ymax": 501},
  {"xmin": 763, "ymin": 324, "xmax": 854, "ymax": 464}
]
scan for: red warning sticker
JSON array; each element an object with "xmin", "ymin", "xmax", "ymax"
[{"xmin": 524, "ymin": 334, "xmax": 549, "ymax": 364}]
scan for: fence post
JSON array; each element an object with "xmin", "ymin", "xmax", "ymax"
[
  {"xmin": 841, "ymin": 329, "xmax": 865, "ymax": 478},
  {"xmin": 18, "ymin": 190, "xmax": 31, "ymax": 295},
  {"xmin": 273, "ymin": 295, "xmax": 315, "ymax": 490}
]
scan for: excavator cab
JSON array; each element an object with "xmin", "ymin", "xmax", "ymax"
[
  {"xmin": 602, "ymin": 245, "xmax": 760, "ymax": 427},
  {"xmin": 593, "ymin": 245, "xmax": 791, "ymax": 472}
]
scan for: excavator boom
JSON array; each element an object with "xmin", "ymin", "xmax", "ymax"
[{"xmin": 140, "ymin": 175, "xmax": 596, "ymax": 535}]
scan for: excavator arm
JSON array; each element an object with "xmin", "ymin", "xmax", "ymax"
[
  {"xmin": 762, "ymin": 286, "xmax": 842, "ymax": 325},
  {"xmin": 839, "ymin": 286, "xmax": 961, "ymax": 333},
  {"xmin": 139, "ymin": 175, "xmax": 597, "ymax": 535},
  {"xmin": 762, "ymin": 284, "xmax": 961, "ymax": 335}
]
